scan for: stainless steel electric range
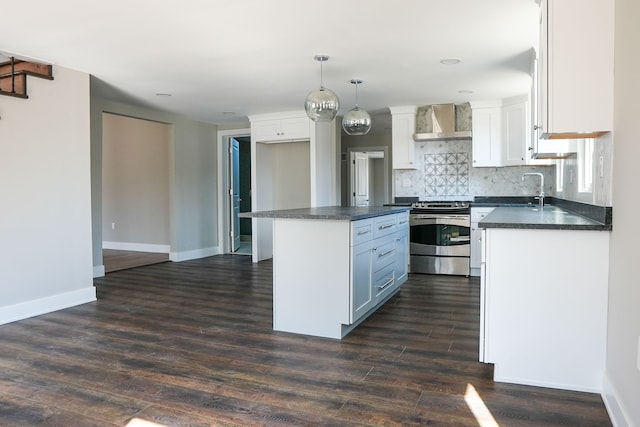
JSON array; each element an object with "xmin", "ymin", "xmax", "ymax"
[{"xmin": 409, "ymin": 201, "xmax": 471, "ymax": 276}]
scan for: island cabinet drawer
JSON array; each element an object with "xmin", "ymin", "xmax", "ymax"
[
  {"xmin": 373, "ymin": 264, "xmax": 396, "ymax": 299},
  {"xmin": 372, "ymin": 238, "xmax": 397, "ymax": 272},
  {"xmin": 373, "ymin": 215, "xmax": 397, "ymax": 239},
  {"xmin": 396, "ymin": 211, "xmax": 409, "ymax": 229},
  {"xmin": 351, "ymin": 218, "xmax": 374, "ymax": 246}
]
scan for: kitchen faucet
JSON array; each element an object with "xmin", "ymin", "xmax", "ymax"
[{"xmin": 522, "ymin": 172, "xmax": 545, "ymax": 209}]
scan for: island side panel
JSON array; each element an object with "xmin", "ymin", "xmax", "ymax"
[
  {"xmin": 485, "ymin": 228, "xmax": 609, "ymax": 392},
  {"xmin": 272, "ymin": 218, "xmax": 351, "ymax": 339}
]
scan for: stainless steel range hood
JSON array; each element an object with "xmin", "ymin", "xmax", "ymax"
[{"xmin": 413, "ymin": 104, "xmax": 472, "ymax": 141}]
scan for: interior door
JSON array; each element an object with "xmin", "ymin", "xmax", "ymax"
[
  {"xmin": 230, "ymin": 138, "xmax": 241, "ymax": 252},
  {"xmin": 352, "ymin": 152, "xmax": 370, "ymax": 206}
]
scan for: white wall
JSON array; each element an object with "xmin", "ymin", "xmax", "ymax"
[
  {"xmin": 90, "ymin": 91, "xmax": 219, "ymax": 271},
  {"xmin": 603, "ymin": 0, "xmax": 640, "ymax": 424},
  {"xmin": 0, "ymin": 66, "xmax": 95, "ymax": 324},
  {"xmin": 102, "ymin": 113, "xmax": 170, "ymax": 251}
]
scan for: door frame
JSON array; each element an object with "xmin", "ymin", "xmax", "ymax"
[
  {"xmin": 217, "ymin": 128, "xmax": 251, "ymax": 254},
  {"xmin": 347, "ymin": 146, "xmax": 389, "ymax": 207}
]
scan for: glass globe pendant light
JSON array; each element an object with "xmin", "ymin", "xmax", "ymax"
[
  {"xmin": 342, "ymin": 79, "xmax": 371, "ymax": 135},
  {"xmin": 305, "ymin": 55, "xmax": 340, "ymax": 122}
]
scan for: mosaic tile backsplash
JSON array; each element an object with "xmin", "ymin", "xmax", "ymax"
[
  {"xmin": 394, "ymin": 139, "xmax": 556, "ymax": 201},
  {"xmin": 424, "ymin": 152, "xmax": 469, "ymax": 197}
]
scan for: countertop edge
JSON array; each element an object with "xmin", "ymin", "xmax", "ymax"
[
  {"xmin": 478, "ymin": 206, "xmax": 612, "ymax": 231},
  {"xmin": 239, "ymin": 206, "xmax": 411, "ymax": 221}
]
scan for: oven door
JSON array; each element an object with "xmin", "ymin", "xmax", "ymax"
[{"xmin": 409, "ymin": 215, "xmax": 470, "ymax": 257}]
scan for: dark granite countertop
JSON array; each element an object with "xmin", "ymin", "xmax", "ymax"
[
  {"xmin": 473, "ymin": 196, "xmax": 612, "ymax": 230},
  {"xmin": 239, "ymin": 206, "xmax": 411, "ymax": 221},
  {"xmin": 478, "ymin": 206, "xmax": 611, "ymax": 231}
]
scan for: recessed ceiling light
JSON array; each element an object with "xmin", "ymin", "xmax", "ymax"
[
  {"xmin": 155, "ymin": 93, "xmax": 171, "ymax": 97},
  {"xmin": 440, "ymin": 58, "xmax": 461, "ymax": 65},
  {"xmin": 458, "ymin": 89, "xmax": 475, "ymax": 94}
]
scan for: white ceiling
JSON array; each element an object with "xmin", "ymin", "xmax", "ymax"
[{"xmin": 0, "ymin": 0, "xmax": 539, "ymax": 128}]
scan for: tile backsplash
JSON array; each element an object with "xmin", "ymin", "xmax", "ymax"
[{"xmin": 394, "ymin": 139, "xmax": 555, "ymax": 201}]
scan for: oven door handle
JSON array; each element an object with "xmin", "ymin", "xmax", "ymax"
[{"xmin": 410, "ymin": 217, "xmax": 470, "ymax": 227}]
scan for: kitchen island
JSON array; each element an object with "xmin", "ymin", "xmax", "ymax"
[
  {"xmin": 241, "ymin": 206, "xmax": 411, "ymax": 339},
  {"xmin": 478, "ymin": 204, "xmax": 611, "ymax": 392}
]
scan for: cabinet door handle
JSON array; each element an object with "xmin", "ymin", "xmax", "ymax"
[
  {"xmin": 378, "ymin": 277, "xmax": 394, "ymax": 291},
  {"xmin": 378, "ymin": 224, "xmax": 394, "ymax": 230},
  {"xmin": 357, "ymin": 229, "xmax": 371, "ymax": 236},
  {"xmin": 379, "ymin": 248, "xmax": 395, "ymax": 257}
]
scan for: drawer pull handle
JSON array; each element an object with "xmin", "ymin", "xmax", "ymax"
[
  {"xmin": 398, "ymin": 220, "xmax": 408, "ymax": 225},
  {"xmin": 379, "ymin": 249, "xmax": 395, "ymax": 257},
  {"xmin": 357, "ymin": 230, "xmax": 371, "ymax": 235},
  {"xmin": 378, "ymin": 224, "xmax": 394, "ymax": 230},
  {"xmin": 378, "ymin": 277, "xmax": 394, "ymax": 290}
]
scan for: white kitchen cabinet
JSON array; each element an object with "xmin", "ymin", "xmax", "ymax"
[
  {"xmin": 251, "ymin": 115, "xmax": 311, "ymax": 143},
  {"xmin": 394, "ymin": 212, "xmax": 409, "ymax": 284},
  {"xmin": 472, "ymin": 97, "xmax": 532, "ymax": 167},
  {"xmin": 502, "ymin": 96, "xmax": 528, "ymax": 166},
  {"xmin": 390, "ymin": 106, "xmax": 417, "ymax": 169},
  {"xmin": 267, "ymin": 209, "xmax": 409, "ymax": 339},
  {"xmin": 471, "ymin": 101, "xmax": 502, "ymax": 167},
  {"xmin": 534, "ymin": 0, "xmax": 613, "ymax": 140},
  {"xmin": 469, "ymin": 207, "xmax": 495, "ymax": 276},
  {"xmin": 249, "ymin": 111, "xmax": 338, "ymax": 262},
  {"xmin": 481, "ymin": 227, "xmax": 609, "ymax": 391},
  {"xmin": 351, "ymin": 211, "xmax": 409, "ymax": 323},
  {"xmin": 351, "ymin": 238, "xmax": 375, "ymax": 322}
]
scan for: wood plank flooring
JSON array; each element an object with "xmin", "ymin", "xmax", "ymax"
[{"xmin": 0, "ymin": 255, "xmax": 611, "ymax": 426}]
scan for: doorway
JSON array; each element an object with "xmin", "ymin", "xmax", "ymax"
[
  {"xmin": 349, "ymin": 149, "xmax": 388, "ymax": 207},
  {"xmin": 101, "ymin": 113, "xmax": 171, "ymax": 271},
  {"xmin": 230, "ymin": 136, "xmax": 252, "ymax": 255},
  {"xmin": 217, "ymin": 129, "xmax": 252, "ymax": 255}
]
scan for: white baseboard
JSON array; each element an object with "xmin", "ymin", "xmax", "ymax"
[
  {"xmin": 0, "ymin": 287, "xmax": 97, "ymax": 326},
  {"xmin": 602, "ymin": 374, "xmax": 632, "ymax": 427},
  {"xmin": 170, "ymin": 246, "xmax": 220, "ymax": 262},
  {"xmin": 493, "ymin": 370, "xmax": 602, "ymax": 394},
  {"xmin": 93, "ymin": 264, "xmax": 105, "ymax": 278},
  {"xmin": 102, "ymin": 241, "xmax": 170, "ymax": 253}
]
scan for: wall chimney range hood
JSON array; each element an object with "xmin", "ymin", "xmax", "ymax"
[{"xmin": 413, "ymin": 104, "xmax": 472, "ymax": 141}]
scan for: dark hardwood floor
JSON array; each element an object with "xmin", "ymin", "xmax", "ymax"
[{"xmin": 0, "ymin": 255, "xmax": 611, "ymax": 426}]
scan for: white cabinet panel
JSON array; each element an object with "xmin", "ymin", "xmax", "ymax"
[
  {"xmin": 481, "ymin": 228, "xmax": 609, "ymax": 391},
  {"xmin": 535, "ymin": 0, "xmax": 613, "ymax": 140},
  {"xmin": 390, "ymin": 106, "xmax": 417, "ymax": 169},
  {"xmin": 502, "ymin": 97, "xmax": 527, "ymax": 166},
  {"xmin": 252, "ymin": 116, "xmax": 311, "ymax": 143},
  {"xmin": 351, "ymin": 240, "xmax": 374, "ymax": 323},
  {"xmin": 471, "ymin": 101, "xmax": 502, "ymax": 167},
  {"xmin": 470, "ymin": 207, "xmax": 494, "ymax": 276}
]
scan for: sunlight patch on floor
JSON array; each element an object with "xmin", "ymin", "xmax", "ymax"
[
  {"xmin": 465, "ymin": 383, "xmax": 499, "ymax": 427},
  {"xmin": 126, "ymin": 418, "xmax": 167, "ymax": 427}
]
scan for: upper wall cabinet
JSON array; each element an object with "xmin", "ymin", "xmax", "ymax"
[
  {"xmin": 535, "ymin": 0, "xmax": 614, "ymax": 140},
  {"xmin": 471, "ymin": 101, "xmax": 503, "ymax": 167},
  {"xmin": 251, "ymin": 113, "xmax": 311, "ymax": 143},
  {"xmin": 471, "ymin": 96, "xmax": 532, "ymax": 168},
  {"xmin": 390, "ymin": 106, "xmax": 417, "ymax": 170}
]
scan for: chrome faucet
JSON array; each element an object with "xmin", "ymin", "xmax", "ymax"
[{"xmin": 522, "ymin": 172, "xmax": 545, "ymax": 209}]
